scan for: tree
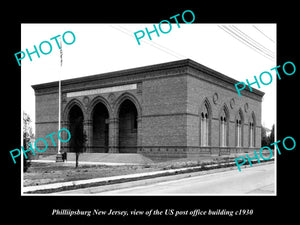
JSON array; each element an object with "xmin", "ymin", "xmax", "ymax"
[
  {"xmin": 23, "ymin": 112, "xmax": 34, "ymax": 172},
  {"xmin": 269, "ymin": 124, "xmax": 275, "ymax": 147},
  {"xmin": 75, "ymin": 131, "xmax": 87, "ymax": 168},
  {"xmin": 70, "ymin": 116, "xmax": 87, "ymax": 168},
  {"xmin": 261, "ymin": 125, "xmax": 270, "ymax": 147}
]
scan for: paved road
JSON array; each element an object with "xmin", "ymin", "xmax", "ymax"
[
  {"xmin": 57, "ymin": 163, "xmax": 275, "ymax": 195},
  {"xmin": 99, "ymin": 163, "xmax": 275, "ymax": 195}
]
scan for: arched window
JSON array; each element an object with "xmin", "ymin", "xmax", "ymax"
[
  {"xmin": 236, "ymin": 110, "xmax": 244, "ymax": 147},
  {"xmin": 249, "ymin": 112, "xmax": 256, "ymax": 147},
  {"xmin": 200, "ymin": 99, "xmax": 211, "ymax": 147},
  {"xmin": 220, "ymin": 106, "xmax": 229, "ymax": 147},
  {"xmin": 200, "ymin": 107, "xmax": 209, "ymax": 146}
]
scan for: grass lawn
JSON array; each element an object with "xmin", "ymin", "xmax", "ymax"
[
  {"xmin": 24, "ymin": 163, "xmax": 162, "ymax": 187},
  {"xmin": 23, "ymin": 155, "xmax": 262, "ymax": 187}
]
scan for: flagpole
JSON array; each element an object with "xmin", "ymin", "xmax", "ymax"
[
  {"xmin": 58, "ymin": 78, "xmax": 61, "ymax": 153},
  {"xmin": 56, "ymin": 37, "xmax": 63, "ymax": 162}
]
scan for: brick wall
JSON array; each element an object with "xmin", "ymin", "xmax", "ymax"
[
  {"xmin": 141, "ymin": 75, "xmax": 187, "ymax": 147},
  {"xmin": 186, "ymin": 74, "xmax": 262, "ymax": 150},
  {"xmin": 32, "ymin": 59, "xmax": 263, "ymax": 159},
  {"xmin": 35, "ymin": 91, "xmax": 59, "ymax": 156}
]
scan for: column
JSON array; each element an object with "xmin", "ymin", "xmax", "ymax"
[
  {"xmin": 250, "ymin": 124, "xmax": 253, "ymax": 147},
  {"xmin": 83, "ymin": 119, "xmax": 92, "ymax": 152},
  {"xmin": 108, "ymin": 118, "xmax": 119, "ymax": 153},
  {"xmin": 237, "ymin": 123, "xmax": 240, "ymax": 147},
  {"xmin": 205, "ymin": 118, "xmax": 208, "ymax": 146},
  {"xmin": 201, "ymin": 117, "xmax": 204, "ymax": 146},
  {"xmin": 224, "ymin": 122, "xmax": 227, "ymax": 147},
  {"xmin": 221, "ymin": 121, "xmax": 225, "ymax": 147},
  {"xmin": 137, "ymin": 116, "xmax": 142, "ymax": 152}
]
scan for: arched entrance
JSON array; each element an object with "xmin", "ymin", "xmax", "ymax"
[
  {"xmin": 118, "ymin": 99, "xmax": 138, "ymax": 153},
  {"xmin": 92, "ymin": 102, "xmax": 109, "ymax": 153},
  {"xmin": 68, "ymin": 105, "xmax": 84, "ymax": 153}
]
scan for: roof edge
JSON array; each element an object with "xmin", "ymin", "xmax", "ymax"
[{"xmin": 31, "ymin": 59, "xmax": 265, "ymax": 98}]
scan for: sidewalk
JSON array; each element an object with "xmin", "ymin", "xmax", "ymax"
[
  {"xmin": 30, "ymin": 159, "xmax": 140, "ymax": 166},
  {"xmin": 36, "ymin": 153, "xmax": 153, "ymax": 164}
]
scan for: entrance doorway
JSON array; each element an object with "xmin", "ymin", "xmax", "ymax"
[
  {"xmin": 68, "ymin": 105, "xmax": 84, "ymax": 153},
  {"xmin": 118, "ymin": 99, "xmax": 138, "ymax": 153},
  {"xmin": 92, "ymin": 102, "xmax": 109, "ymax": 153}
]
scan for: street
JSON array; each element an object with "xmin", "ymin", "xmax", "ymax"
[
  {"xmin": 56, "ymin": 162, "xmax": 275, "ymax": 195},
  {"xmin": 100, "ymin": 163, "xmax": 275, "ymax": 195}
]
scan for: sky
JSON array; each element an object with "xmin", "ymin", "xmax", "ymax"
[{"xmin": 21, "ymin": 23, "xmax": 276, "ymax": 133}]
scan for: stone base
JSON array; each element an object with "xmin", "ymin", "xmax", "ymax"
[
  {"xmin": 56, "ymin": 153, "xmax": 64, "ymax": 162},
  {"xmin": 138, "ymin": 146, "xmax": 260, "ymax": 161}
]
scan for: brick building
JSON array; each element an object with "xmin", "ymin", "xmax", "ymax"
[{"xmin": 32, "ymin": 59, "xmax": 264, "ymax": 160}]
